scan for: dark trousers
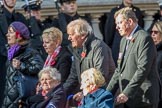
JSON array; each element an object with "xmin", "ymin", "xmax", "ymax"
[
  {"xmin": 124, "ymin": 103, "xmax": 158, "ymax": 108},
  {"xmin": 0, "ymin": 55, "xmax": 7, "ymax": 108},
  {"xmin": 158, "ymin": 100, "xmax": 162, "ymax": 108},
  {"xmin": 115, "ymin": 103, "xmax": 157, "ymax": 108}
]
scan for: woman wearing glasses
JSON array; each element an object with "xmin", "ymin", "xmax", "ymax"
[
  {"xmin": 42, "ymin": 27, "xmax": 72, "ymax": 83},
  {"xmin": 150, "ymin": 21, "xmax": 162, "ymax": 108}
]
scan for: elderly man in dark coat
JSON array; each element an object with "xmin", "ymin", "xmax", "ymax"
[{"xmin": 63, "ymin": 19, "xmax": 115, "ymax": 103}]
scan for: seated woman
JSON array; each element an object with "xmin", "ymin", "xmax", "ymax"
[
  {"xmin": 78, "ymin": 68, "xmax": 114, "ymax": 108},
  {"xmin": 42, "ymin": 27, "xmax": 72, "ymax": 83},
  {"xmin": 27, "ymin": 67, "xmax": 66, "ymax": 108}
]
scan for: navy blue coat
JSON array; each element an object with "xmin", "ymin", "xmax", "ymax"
[
  {"xmin": 78, "ymin": 88, "xmax": 114, "ymax": 108},
  {"xmin": 28, "ymin": 84, "xmax": 66, "ymax": 108}
]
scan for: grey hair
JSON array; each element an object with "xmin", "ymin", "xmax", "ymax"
[
  {"xmin": 67, "ymin": 18, "xmax": 93, "ymax": 36},
  {"xmin": 38, "ymin": 67, "xmax": 61, "ymax": 82},
  {"xmin": 114, "ymin": 7, "xmax": 138, "ymax": 23}
]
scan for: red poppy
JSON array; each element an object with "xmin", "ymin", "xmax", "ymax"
[
  {"xmin": 15, "ymin": 31, "xmax": 21, "ymax": 39},
  {"xmin": 81, "ymin": 52, "xmax": 86, "ymax": 58},
  {"xmin": 130, "ymin": 38, "xmax": 135, "ymax": 43},
  {"xmin": 51, "ymin": 60, "xmax": 56, "ymax": 66}
]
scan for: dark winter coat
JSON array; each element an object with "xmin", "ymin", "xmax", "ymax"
[
  {"xmin": 49, "ymin": 47, "xmax": 72, "ymax": 83},
  {"xmin": 157, "ymin": 42, "xmax": 162, "ymax": 81},
  {"xmin": 27, "ymin": 84, "xmax": 66, "ymax": 108},
  {"xmin": 0, "ymin": 7, "xmax": 27, "ymax": 106},
  {"xmin": 2, "ymin": 44, "xmax": 44, "ymax": 108},
  {"xmin": 63, "ymin": 34, "xmax": 115, "ymax": 95}
]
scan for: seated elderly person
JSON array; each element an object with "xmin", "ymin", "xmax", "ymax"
[
  {"xmin": 78, "ymin": 68, "xmax": 114, "ymax": 108},
  {"xmin": 42, "ymin": 27, "xmax": 72, "ymax": 83},
  {"xmin": 26, "ymin": 67, "xmax": 66, "ymax": 108}
]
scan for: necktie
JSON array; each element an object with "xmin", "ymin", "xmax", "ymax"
[
  {"xmin": 120, "ymin": 40, "xmax": 130, "ymax": 65},
  {"xmin": 123, "ymin": 40, "xmax": 130, "ymax": 56},
  {"xmin": 126, "ymin": 40, "xmax": 130, "ymax": 50}
]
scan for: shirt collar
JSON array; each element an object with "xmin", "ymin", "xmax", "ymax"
[
  {"xmin": 87, "ymin": 87, "xmax": 105, "ymax": 99},
  {"xmin": 126, "ymin": 24, "xmax": 138, "ymax": 40}
]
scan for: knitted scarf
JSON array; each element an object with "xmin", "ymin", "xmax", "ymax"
[{"xmin": 8, "ymin": 44, "xmax": 21, "ymax": 61}]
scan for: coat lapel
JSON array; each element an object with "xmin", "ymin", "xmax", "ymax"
[
  {"xmin": 119, "ymin": 39, "xmax": 127, "ymax": 68},
  {"xmin": 120, "ymin": 40, "xmax": 134, "ymax": 71},
  {"xmin": 120, "ymin": 27, "xmax": 141, "ymax": 72}
]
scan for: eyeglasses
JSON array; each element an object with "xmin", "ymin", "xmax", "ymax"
[{"xmin": 150, "ymin": 30, "xmax": 160, "ymax": 34}]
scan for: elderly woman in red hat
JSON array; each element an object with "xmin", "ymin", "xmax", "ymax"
[{"xmin": 2, "ymin": 21, "xmax": 44, "ymax": 108}]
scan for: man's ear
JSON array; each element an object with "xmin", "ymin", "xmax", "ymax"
[
  {"xmin": 128, "ymin": 18, "xmax": 134, "ymax": 26},
  {"xmin": 81, "ymin": 35, "xmax": 87, "ymax": 40}
]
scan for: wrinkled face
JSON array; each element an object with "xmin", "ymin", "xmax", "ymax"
[
  {"xmin": 6, "ymin": 26, "xmax": 17, "ymax": 46},
  {"xmin": 42, "ymin": 36, "xmax": 57, "ymax": 55},
  {"xmin": 67, "ymin": 30, "xmax": 86, "ymax": 48},
  {"xmin": 40, "ymin": 73, "xmax": 56, "ymax": 92},
  {"xmin": 61, "ymin": 1, "xmax": 77, "ymax": 16},
  {"xmin": 80, "ymin": 77, "xmax": 91, "ymax": 96},
  {"xmin": 151, "ymin": 25, "xmax": 162, "ymax": 45},
  {"xmin": 3, "ymin": 0, "xmax": 16, "ymax": 8},
  {"xmin": 115, "ymin": 14, "xmax": 130, "ymax": 37}
]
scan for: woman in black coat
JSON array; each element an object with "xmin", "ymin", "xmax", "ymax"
[
  {"xmin": 2, "ymin": 21, "xmax": 44, "ymax": 108},
  {"xmin": 150, "ymin": 21, "xmax": 162, "ymax": 108},
  {"xmin": 42, "ymin": 27, "xmax": 72, "ymax": 83},
  {"xmin": 27, "ymin": 67, "xmax": 66, "ymax": 108}
]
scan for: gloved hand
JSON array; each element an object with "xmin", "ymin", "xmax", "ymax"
[{"xmin": 27, "ymin": 94, "xmax": 45, "ymax": 104}]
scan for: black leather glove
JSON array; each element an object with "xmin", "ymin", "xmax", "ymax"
[{"xmin": 27, "ymin": 94, "xmax": 44, "ymax": 104}]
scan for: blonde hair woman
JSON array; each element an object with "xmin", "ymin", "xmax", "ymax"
[
  {"xmin": 78, "ymin": 68, "xmax": 114, "ymax": 108},
  {"xmin": 42, "ymin": 27, "xmax": 72, "ymax": 83},
  {"xmin": 150, "ymin": 21, "xmax": 162, "ymax": 108},
  {"xmin": 151, "ymin": 21, "xmax": 162, "ymax": 45}
]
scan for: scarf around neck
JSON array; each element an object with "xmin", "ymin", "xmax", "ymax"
[
  {"xmin": 8, "ymin": 44, "xmax": 21, "ymax": 61},
  {"xmin": 44, "ymin": 46, "xmax": 61, "ymax": 67}
]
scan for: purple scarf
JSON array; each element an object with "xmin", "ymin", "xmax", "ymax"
[{"xmin": 8, "ymin": 44, "xmax": 21, "ymax": 61}]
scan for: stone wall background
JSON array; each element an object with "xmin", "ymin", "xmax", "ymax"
[
  {"xmin": 15, "ymin": 0, "xmax": 160, "ymax": 39},
  {"xmin": 16, "ymin": 0, "xmax": 157, "ymax": 9}
]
